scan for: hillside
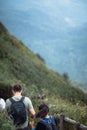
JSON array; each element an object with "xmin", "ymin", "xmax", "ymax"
[
  {"xmin": 0, "ymin": 22, "xmax": 87, "ymax": 104},
  {"xmin": 1, "ymin": 23, "xmax": 87, "ymax": 127},
  {"xmin": 0, "ymin": 0, "xmax": 87, "ymax": 85}
]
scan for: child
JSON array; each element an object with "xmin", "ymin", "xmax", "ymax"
[{"xmin": 30, "ymin": 103, "xmax": 58, "ymax": 130}]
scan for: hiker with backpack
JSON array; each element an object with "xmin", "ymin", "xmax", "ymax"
[
  {"xmin": 6, "ymin": 84, "xmax": 36, "ymax": 130},
  {"xmin": 29, "ymin": 103, "xmax": 58, "ymax": 130}
]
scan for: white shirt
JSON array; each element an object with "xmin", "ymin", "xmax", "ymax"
[{"xmin": 0, "ymin": 98, "xmax": 6, "ymax": 110}]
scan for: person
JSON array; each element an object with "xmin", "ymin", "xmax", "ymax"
[
  {"xmin": 6, "ymin": 84, "xmax": 36, "ymax": 130},
  {"xmin": 0, "ymin": 98, "xmax": 6, "ymax": 110},
  {"xmin": 30, "ymin": 103, "xmax": 58, "ymax": 130}
]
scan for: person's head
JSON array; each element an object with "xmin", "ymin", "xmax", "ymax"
[
  {"xmin": 12, "ymin": 84, "xmax": 22, "ymax": 95},
  {"xmin": 36, "ymin": 103, "xmax": 49, "ymax": 118}
]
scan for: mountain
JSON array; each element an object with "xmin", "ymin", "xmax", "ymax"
[
  {"xmin": 0, "ymin": 22, "xmax": 87, "ymax": 104},
  {"xmin": 1, "ymin": 22, "xmax": 87, "ymax": 126},
  {"xmin": 0, "ymin": 0, "xmax": 87, "ymax": 86}
]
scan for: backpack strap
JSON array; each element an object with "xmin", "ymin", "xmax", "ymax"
[
  {"xmin": 42, "ymin": 116, "xmax": 54, "ymax": 123},
  {"xmin": 9, "ymin": 97, "xmax": 15, "ymax": 103},
  {"xmin": 9, "ymin": 96, "xmax": 25, "ymax": 103},
  {"xmin": 40, "ymin": 116, "xmax": 54, "ymax": 126},
  {"xmin": 40, "ymin": 118, "xmax": 53, "ymax": 130},
  {"xmin": 20, "ymin": 96, "xmax": 25, "ymax": 102},
  {"xmin": 50, "ymin": 116, "xmax": 56, "ymax": 123}
]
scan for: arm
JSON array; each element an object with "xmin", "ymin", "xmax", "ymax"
[
  {"xmin": 29, "ymin": 108, "xmax": 36, "ymax": 119},
  {"xmin": 25, "ymin": 97, "xmax": 36, "ymax": 117},
  {"xmin": 5, "ymin": 99, "xmax": 13, "ymax": 121},
  {"xmin": 29, "ymin": 119, "xmax": 35, "ymax": 130}
]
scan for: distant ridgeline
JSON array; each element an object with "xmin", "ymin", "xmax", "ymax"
[{"xmin": 0, "ymin": 22, "xmax": 87, "ymax": 104}]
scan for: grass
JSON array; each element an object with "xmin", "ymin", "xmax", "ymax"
[{"xmin": 0, "ymin": 22, "xmax": 87, "ymax": 127}]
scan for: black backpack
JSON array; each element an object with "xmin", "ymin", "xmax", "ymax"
[
  {"xmin": 41, "ymin": 116, "xmax": 58, "ymax": 130},
  {"xmin": 9, "ymin": 96, "xmax": 27, "ymax": 126}
]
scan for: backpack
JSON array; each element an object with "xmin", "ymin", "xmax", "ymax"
[
  {"xmin": 9, "ymin": 96, "xmax": 27, "ymax": 126},
  {"xmin": 41, "ymin": 116, "xmax": 58, "ymax": 130}
]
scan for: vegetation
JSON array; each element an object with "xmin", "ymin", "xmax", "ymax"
[
  {"xmin": 0, "ymin": 111, "xmax": 15, "ymax": 130},
  {"xmin": 36, "ymin": 53, "xmax": 45, "ymax": 63},
  {"xmin": 0, "ymin": 22, "xmax": 87, "ymax": 128},
  {"xmin": 62, "ymin": 72, "xmax": 69, "ymax": 82}
]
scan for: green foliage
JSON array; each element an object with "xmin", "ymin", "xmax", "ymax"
[
  {"xmin": 47, "ymin": 96, "xmax": 87, "ymax": 126},
  {"xmin": 0, "ymin": 111, "xmax": 15, "ymax": 130},
  {"xmin": 0, "ymin": 82, "xmax": 12, "ymax": 100},
  {"xmin": 0, "ymin": 23, "xmax": 87, "ymax": 127}
]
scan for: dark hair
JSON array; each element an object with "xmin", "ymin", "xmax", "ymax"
[
  {"xmin": 12, "ymin": 84, "xmax": 22, "ymax": 92},
  {"xmin": 36, "ymin": 103, "xmax": 49, "ymax": 118}
]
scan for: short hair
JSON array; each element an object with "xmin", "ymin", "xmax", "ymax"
[
  {"xmin": 36, "ymin": 103, "xmax": 49, "ymax": 118},
  {"xmin": 12, "ymin": 84, "xmax": 22, "ymax": 92}
]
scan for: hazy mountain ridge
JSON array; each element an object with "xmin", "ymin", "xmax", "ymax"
[{"xmin": 0, "ymin": 0, "xmax": 87, "ymax": 86}]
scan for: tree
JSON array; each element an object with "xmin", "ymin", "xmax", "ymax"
[
  {"xmin": 62, "ymin": 72, "xmax": 69, "ymax": 82},
  {"xmin": 36, "ymin": 53, "xmax": 45, "ymax": 63}
]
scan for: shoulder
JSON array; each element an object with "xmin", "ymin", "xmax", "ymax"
[
  {"xmin": 24, "ymin": 96, "xmax": 32, "ymax": 103},
  {"xmin": 23, "ymin": 96, "xmax": 34, "ymax": 109},
  {"xmin": 50, "ymin": 115, "xmax": 56, "ymax": 120},
  {"xmin": 0, "ymin": 98, "xmax": 5, "ymax": 101},
  {"xmin": 0, "ymin": 98, "xmax": 6, "ymax": 110},
  {"xmin": 0, "ymin": 98, "xmax": 5, "ymax": 103},
  {"xmin": 24, "ymin": 96, "xmax": 31, "ymax": 100},
  {"xmin": 50, "ymin": 115, "xmax": 57, "ymax": 123},
  {"xmin": 6, "ymin": 98, "xmax": 12, "ymax": 109},
  {"xmin": 6, "ymin": 98, "xmax": 11, "ymax": 104}
]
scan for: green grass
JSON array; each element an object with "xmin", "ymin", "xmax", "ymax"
[
  {"xmin": 47, "ymin": 96, "xmax": 87, "ymax": 125},
  {"xmin": 0, "ymin": 22, "xmax": 87, "ymax": 127}
]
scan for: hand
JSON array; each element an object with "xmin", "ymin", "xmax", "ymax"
[{"xmin": 29, "ymin": 119, "xmax": 35, "ymax": 128}]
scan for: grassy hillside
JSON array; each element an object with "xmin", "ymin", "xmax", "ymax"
[
  {"xmin": 0, "ymin": 22, "xmax": 87, "ymax": 126},
  {"xmin": 0, "ymin": 22, "xmax": 87, "ymax": 102}
]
